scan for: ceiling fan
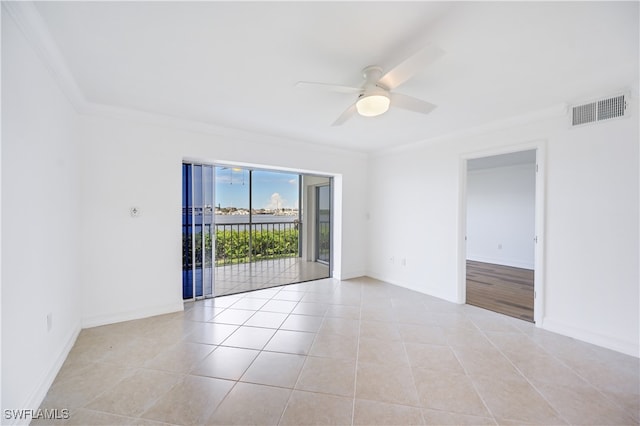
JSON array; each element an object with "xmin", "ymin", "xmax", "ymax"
[{"xmin": 296, "ymin": 44, "xmax": 444, "ymax": 126}]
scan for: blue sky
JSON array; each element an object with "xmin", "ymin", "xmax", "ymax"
[{"xmin": 215, "ymin": 167, "xmax": 299, "ymax": 209}]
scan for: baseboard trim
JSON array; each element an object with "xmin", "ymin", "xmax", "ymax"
[
  {"xmin": 542, "ymin": 317, "xmax": 639, "ymax": 358},
  {"xmin": 12, "ymin": 322, "xmax": 82, "ymax": 426},
  {"xmin": 365, "ymin": 271, "xmax": 402, "ymax": 287},
  {"xmin": 82, "ymin": 302, "xmax": 184, "ymax": 329},
  {"xmin": 365, "ymin": 273, "xmax": 458, "ymax": 304},
  {"xmin": 335, "ymin": 269, "xmax": 366, "ymax": 281},
  {"xmin": 365, "ymin": 274, "xmax": 639, "ymax": 358}
]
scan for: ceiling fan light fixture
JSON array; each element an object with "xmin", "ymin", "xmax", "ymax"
[{"xmin": 356, "ymin": 93, "xmax": 390, "ymax": 117}]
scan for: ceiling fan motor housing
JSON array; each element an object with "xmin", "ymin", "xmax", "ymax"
[{"xmin": 362, "ymin": 65, "xmax": 383, "ymax": 81}]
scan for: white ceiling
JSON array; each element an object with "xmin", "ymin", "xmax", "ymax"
[{"xmin": 32, "ymin": 1, "xmax": 639, "ymax": 153}]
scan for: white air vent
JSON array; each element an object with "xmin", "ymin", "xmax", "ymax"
[{"xmin": 572, "ymin": 94, "xmax": 627, "ymax": 126}]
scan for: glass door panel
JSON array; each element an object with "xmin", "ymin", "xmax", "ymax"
[
  {"xmin": 193, "ymin": 165, "xmax": 203, "ymax": 298},
  {"xmin": 316, "ymin": 184, "xmax": 331, "ymax": 264},
  {"xmin": 182, "ymin": 163, "xmax": 214, "ymax": 299},
  {"xmin": 182, "ymin": 164, "xmax": 193, "ymax": 299},
  {"xmin": 251, "ymin": 170, "xmax": 300, "ymax": 264},
  {"xmin": 202, "ymin": 165, "xmax": 214, "ymax": 297},
  {"xmin": 214, "ymin": 167, "xmax": 250, "ymax": 296}
]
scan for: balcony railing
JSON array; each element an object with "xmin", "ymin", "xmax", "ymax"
[
  {"xmin": 215, "ymin": 221, "xmax": 300, "ymax": 266},
  {"xmin": 183, "ymin": 220, "xmax": 300, "ymax": 270}
]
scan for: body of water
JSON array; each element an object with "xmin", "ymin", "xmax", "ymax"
[{"xmin": 215, "ymin": 214, "xmax": 298, "ymax": 231}]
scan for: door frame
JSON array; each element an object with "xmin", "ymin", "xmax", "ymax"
[
  {"xmin": 314, "ymin": 183, "xmax": 332, "ymax": 265},
  {"xmin": 458, "ymin": 140, "xmax": 546, "ymax": 325}
]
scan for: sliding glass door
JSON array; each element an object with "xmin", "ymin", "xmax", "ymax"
[
  {"xmin": 182, "ymin": 163, "xmax": 214, "ymax": 299},
  {"xmin": 214, "ymin": 167, "xmax": 302, "ymax": 296},
  {"xmin": 316, "ymin": 184, "xmax": 331, "ymax": 264},
  {"xmin": 183, "ymin": 162, "xmax": 332, "ymax": 299}
]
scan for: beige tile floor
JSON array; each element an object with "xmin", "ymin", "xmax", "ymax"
[
  {"xmin": 214, "ymin": 258, "xmax": 330, "ymax": 296},
  {"xmin": 37, "ymin": 277, "xmax": 639, "ymax": 425}
]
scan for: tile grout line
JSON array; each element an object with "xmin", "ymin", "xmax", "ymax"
[
  {"xmin": 467, "ymin": 315, "xmax": 570, "ymax": 425},
  {"xmin": 400, "ymin": 334, "xmax": 428, "ymax": 422},
  {"xmin": 212, "ymin": 288, "xmax": 300, "ymax": 425},
  {"xmin": 406, "ymin": 299, "xmax": 430, "ymax": 425},
  {"xmin": 448, "ymin": 317, "xmax": 498, "ymax": 425},
  {"xmin": 524, "ymin": 331, "xmax": 639, "ymax": 422},
  {"xmin": 350, "ymin": 292, "xmax": 363, "ymax": 426},
  {"xmin": 42, "ymin": 278, "xmax": 638, "ymax": 426},
  {"xmin": 275, "ymin": 286, "xmax": 315, "ymax": 426}
]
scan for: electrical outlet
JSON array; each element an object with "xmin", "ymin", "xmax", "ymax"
[
  {"xmin": 498, "ymin": 243, "xmax": 502, "ymax": 250},
  {"xmin": 401, "ymin": 258, "xmax": 407, "ymax": 267},
  {"xmin": 390, "ymin": 256, "xmax": 395, "ymax": 264},
  {"xmin": 46, "ymin": 313, "xmax": 53, "ymax": 332}
]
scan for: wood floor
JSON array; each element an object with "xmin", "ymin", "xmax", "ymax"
[{"xmin": 466, "ymin": 260, "xmax": 534, "ymax": 322}]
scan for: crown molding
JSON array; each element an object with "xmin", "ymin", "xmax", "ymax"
[
  {"xmin": 371, "ymin": 103, "xmax": 568, "ymax": 157},
  {"xmin": 3, "ymin": 1, "xmax": 87, "ymax": 112},
  {"xmin": 3, "ymin": 1, "xmax": 368, "ymax": 158},
  {"xmin": 83, "ymin": 102, "xmax": 369, "ymax": 158},
  {"xmin": 1, "ymin": 1, "xmax": 571, "ymax": 159}
]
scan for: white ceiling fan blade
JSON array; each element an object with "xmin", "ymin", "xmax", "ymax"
[
  {"xmin": 391, "ymin": 93, "xmax": 437, "ymax": 115},
  {"xmin": 332, "ymin": 103, "xmax": 357, "ymax": 126},
  {"xmin": 296, "ymin": 81, "xmax": 361, "ymax": 94},
  {"xmin": 379, "ymin": 44, "xmax": 444, "ymax": 90}
]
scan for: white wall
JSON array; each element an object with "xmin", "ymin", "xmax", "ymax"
[
  {"xmin": 1, "ymin": 5, "xmax": 369, "ymax": 415},
  {"xmin": 367, "ymin": 140, "xmax": 461, "ymax": 302},
  {"xmin": 77, "ymin": 114, "xmax": 369, "ymax": 327},
  {"xmin": 2, "ymin": 12, "xmax": 82, "ymax": 417},
  {"xmin": 367, "ymin": 110, "xmax": 639, "ymax": 356},
  {"xmin": 466, "ymin": 163, "xmax": 536, "ymax": 269},
  {"xmin": 543, "ymin": 114, "xmax": 639, "ymax": 356}
]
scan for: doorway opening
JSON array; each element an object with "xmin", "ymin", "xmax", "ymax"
[
  {"xmin": 182, "ymin": 162, "xmax": 332, "ymax": 299},
  {"xmin": 463, "ymin": 149, "xmax": 538, "ymax": 322}
]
